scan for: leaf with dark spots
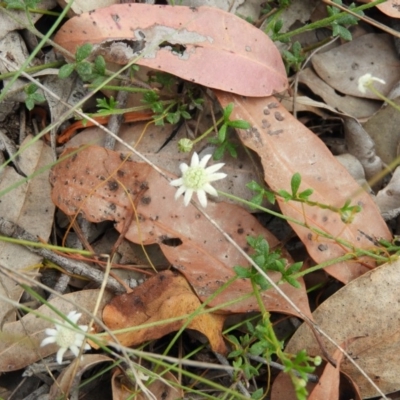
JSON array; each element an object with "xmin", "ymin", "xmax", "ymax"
[{"xmin": 50, "ymin": 145, "xmax": 312, "ymax": 318}]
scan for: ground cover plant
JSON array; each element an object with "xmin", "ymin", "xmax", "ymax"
[{"xmin": 1, "ymin": 0, "xmax": 400, "ymax": 399}]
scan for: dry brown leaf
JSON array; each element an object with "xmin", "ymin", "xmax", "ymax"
[
  {"xmin": 270, "ymin": 342, "xmax": 362, "ymax": 400},
  {"xmin": 49, "ymin": 354, "xmax": 114, "ymax": 399},
  {"xmin": 53, "ymin": 4, "xmax": 287, "ymax": 96},
  {"xmin": 376, "ymin": 166, "xmax": 400, "ymax": 215},
  {"xmin": 214, "ymin": 91, "xmax": 391, "ymax": 284},
  {"xmin": 50, "ymin": 145, "xmax": 312, "ymax": 318},
  {"xmin": 343, "ymin": 117, "xmax": 384, "ymax": 182},
  {"xmin": 0, "ymin": 290, "xmax": 112, "ymax": 372},
  {"xmin": 363, "ymin": 96, "xmax": 400, "ymax": 166},
  {"xmin": 0, "ymin": 136, "xmax": 55, "ymax": 325},
  {"xmin": 296, "ymin": 68, "xmax": 381, "ymax": 119},
  {"xmin": 363, "ymin": 0, "xmax": 400, "ymax": 18},
  {"xmin": 308, "ymin": 339, "xmax": 361, "ymax": 400},
  {"xmin": 112, "ymin": 364, "xmax": 183, "ymax": 400},
  {"xmin": 311, "ymin": 34, "xmax": 400, "ymax": 100},
  {"xmin": 103, "ymin": 270, "xmax": 226, "ymax": 354},
  {"xmin": 285, "ymin": 258, "xmax": 400, "ymax": 398}
]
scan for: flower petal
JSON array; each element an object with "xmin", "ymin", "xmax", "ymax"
[
  {"xmin": 196, "ymin": 189, "xmax": 208, "ymax": 207},
  {"xmin": 41, "ymin": 336, "xmax": 57, "ymax": 347},
  {"xmin": 199, "ymin": 153, "xmax": 212, "ymax": 168},
  {"xmin": 205, "ymin": 163, "xmax": 225, "ymax": 174},
  {"xmin": 56, "ymin": 347, "xmax": 67, "ymax": 364},
  {"xmin": 203, "ymin": 183, "xmax": 218, "ymax": 197},
  {"xmin": 69, "ymin": 345, "xmax": 80, "ymax": 358},
  {"xmin": 170, "ymin": 178, "xmax": 183, "ymax": 187},
  {"xmin": 190, "ymin": 152, "xmax": 200, "ymax": 167},
  {"xmin": 207, "ymin": 172, "xmax": 227, "ymax": 182},
  {"xmin": 174, "ymin": 185, "xmax": 186, "ymax": 199},
  {"xmin": 183, "ymin": 189, "xmax": 194, "ymax": 206},
  {"xmin": 179, "ymin": 163, "xmax": 189, "ymax": 173},
  {"xmin": 45, "ymin": 328, "xmax": 58, "ymax": 336}
]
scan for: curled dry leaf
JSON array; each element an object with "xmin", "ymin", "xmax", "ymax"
[
  {"xmin": 0, "ymin": 290, "xmax": 112, "ymax": 372},
  {"xmin": 50, "ymin": 145, "xmax": 312, "ymax": 318},
  {"xmin": 285, "ymin": 258, "xmax": 400, "ymax": 398},
  {"xmin": 53, "ymin": 4, "xmax": 287, "ymax": 96},
  {"xmin": 343, "ymin": 117, "xmax": 384, "ymax": 183},
  {"xmin": 214, "ymin": 91, "xmax": 391, "ymax": 284},
  {"xmin": 103, "ymin": 271, "xmax": 227, "ymax": 354},
  {"xmin": 49, "ymin": 354, "xmax": 114, "ymax": 399}
]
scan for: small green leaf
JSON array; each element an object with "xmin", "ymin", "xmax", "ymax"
[
  {"xmin": 228, "ymin": 119, "xmax": 251, "ymax": 129},
  {"xmin": 76, "ymin": 61, "xmax": 93, "ymax": 78},
  {"xmin": 58, "ymin": 63, "xmax": 75, "ymax": 79},
  {"xmin": 290, "ymin": 172, "xmax": 301, "ymax": 196},
  {"xmin": 75, "ymin": 43, "xmax": 93, "ymax": 63},
  {"xmin": 223, "ymin": 102, "xmax": 234, "ymax": 121},
  {"xmin": 25, "ymin": 98, "xmax": 34, "ymax": 111},
  {"xmin": 218, "ymin": 124, "xmax": 227, "ymax": 142},
  {"xmin": 94, "ymin": 55, "xmax": 106, "ymax": 74}
]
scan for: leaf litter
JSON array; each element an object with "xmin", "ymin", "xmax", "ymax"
[{"xmin": 2, "ymin": 1, "xmax": 400, "ymax": 399}]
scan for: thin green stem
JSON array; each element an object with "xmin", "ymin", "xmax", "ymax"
[
  {"xmin": 274, "ymin": 0, "xmax": 386, "ymax": 42},
  {"xmin": 192, "ymin": 116, "xmax": 224, "ymax": 144},
  {"xmin": 217, "ymin": 190, "xmax": 391, "ymax": 265},
  {"xmin": 0, "ymin": 3, "xmax": 73, "ymax": 103},
  {"xmin": 85, "ymin": 84, "xmax": 153, "ymax": 94},
  {"xmin": 0, "ymin": 60, "xmax": 64, "ymax": 81}
]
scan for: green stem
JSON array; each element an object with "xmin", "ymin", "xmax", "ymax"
[
  {"xmin": 274, "ymin": 0, "xmax": 386, "ymax": 42},
  {"xmin": 86, "ymin": 84, "xmax": 153, "ymax": 94},
  {"xmin": 0, "ymin": 60, "xmax": 65, "ymax": 81},
  {"xmin": 0, "ymin": 3, "xmax": 73, "ymax": 103},
  {"xmin": 192, "ymin": 116, "xmax": 224, "ymax": 144},
  {"xmin": 367, "ymin": 84, "xmax": 400, "ymax": 113},
  {"xmin": 217, "ymin": 190, "xmax": 391, "ymax": 264}
]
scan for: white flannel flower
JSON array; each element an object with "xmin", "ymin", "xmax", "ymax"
[
  {"xmin": 358, "ymin": 73, "xmax": 385, "ymax": 94},
  {"xmin": 41, "ymin": 310, "xmax": 91, "ymax": 364},
  {"xmin": 170, "ymin": 152, "xmax": 227, "ymax": 207}
]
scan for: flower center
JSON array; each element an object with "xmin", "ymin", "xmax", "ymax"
[
  {"xmin": 56, "ymin": 326, "xmax": 77, "ymax": 348},
  {"xmin": 183, "ymin": 166, "xmax": 208, "ymax": 190}
]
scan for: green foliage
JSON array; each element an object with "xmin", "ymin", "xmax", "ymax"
[
  {"xmin": 209, "ymin": 102, "xmax": 251, "ymax": 160},
  {"xmin": 96, "ymin": 96, "xmax": 117, "ymax": 113},
  {"xmin": 58, "ymin": 43, "xmax": 106, "ymax": 83},
  {"xmin": 276, "ymin": 172, "xmax": 361, "ymax": 223},
  {"xmin": 246, "ymin": 180, "xmax": 276, "ymax": 207},
  {"xmin": 234, "ymin": 235, "xmax": 302, "ymax": 289},
  {"xmin": 327, "ymin": 0, "xmax": 363, "ymax": 41},
  {"xmin": 282, "ymin": 41, "xmax": 305, "ymax": 73},
  {"xmin": 4, "ymin": 0, "xmax": 40, "ymax": 10},
  {"xmin": 228, "ymin": 315, "xmax": 320, "ymax": 399},
  {"xmin": 24, "ymin": 83, "xmax": 45, "ymax": 110},
  {"xmin": 278, "ymin": 172, "xmax": 313, "ymax": 202}
]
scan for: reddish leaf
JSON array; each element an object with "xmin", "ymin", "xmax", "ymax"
[
  {"xmin": 214, "ymin": 91, "xmax": 392, "ymax": 284},
  {"xmin": 103, "ymin": 271, "xmax": 227, "ymax": 354},
  {"xmin": 50, "ymin": 145, "xmax": 312, "ymax": 319},
  {"xmin": 53, "ymin": 4, "xmax": 287, "ymax": 96}
]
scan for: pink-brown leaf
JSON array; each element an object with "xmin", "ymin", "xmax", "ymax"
[
  {"xmin": 50, "ymin": 145, "xmax": 311, "ymax": 318},
  {"xmin": 215, "ymin": 91, "xmax": 391, "ymax": 284},
  {"xmin": 53, "ymin": 4, "xmax": 287, "ymax": 96}
]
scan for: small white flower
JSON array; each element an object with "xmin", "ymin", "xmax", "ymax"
[
  {"xmin": 170, "ymin": 152, "xmax": 227, "ymax": 207},
  {"xmin": 358, "ymin": 73, "xmax": 385, "ymax": 94},
  {"xmin": 40, "ymin": 310, "xmax": 91, "ymax": 364}
]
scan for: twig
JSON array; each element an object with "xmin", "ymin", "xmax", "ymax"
[{"xmin": 0, "ymin": 217, "xmax": 128, "ymax": 294}]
